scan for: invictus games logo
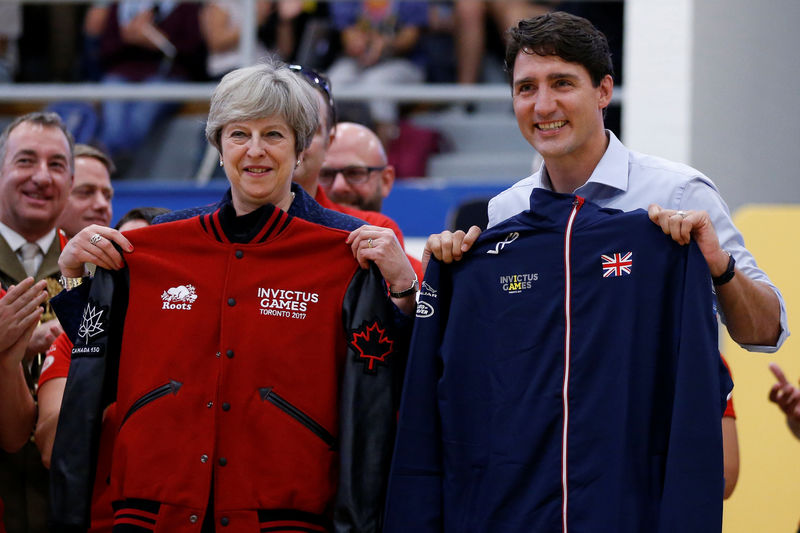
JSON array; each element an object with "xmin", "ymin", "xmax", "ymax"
[
  {"xmin": 487, "ymin": 232, "xmax": 519, "ymax": 255},
  {"xmin": 258, "ymin": 287, "xmax": 319, "ymax": 319},
  {"xmin": 500, "ymin": 273, "xmax": 538, "ymax": 294},
  {"xmin": 161, "ymin": 284, "xmax": 198, "ymax": 310}
]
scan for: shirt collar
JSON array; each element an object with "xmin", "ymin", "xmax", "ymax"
[
  {"xmin": 536, "ymin": 130, "xmax": 629, "ymax": 194},
  {"xmin": 0, "ymin": 220, "xmax": 56, "ymax": 254}
]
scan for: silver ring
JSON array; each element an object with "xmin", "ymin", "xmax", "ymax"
[
  {"xmin": 368, "ymin": 238, "xmax": 374, "ymax": 248},
  {"xmin": 89, "ymin": 233, "xmax": 103, "ymax": 245},
  {"xmin": 676, "ymin": 210, "xmax": 688, "ymax": 219}
]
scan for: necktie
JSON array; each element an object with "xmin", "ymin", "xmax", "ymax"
[{"xmin": 19, "ymin": 242, "xmax": 40, "ymax": 278}]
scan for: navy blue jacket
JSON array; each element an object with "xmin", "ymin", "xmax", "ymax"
[{"xmin": 384, "ymin": 189, "xmax": 730, "ymax": 533}]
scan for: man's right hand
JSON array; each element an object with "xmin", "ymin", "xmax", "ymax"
[
  {"xmin": 0, "ymin": 278, "xmax": 48, "ymax": 353},
  {"xmin": 421, "ymin": 226, "xmax": 482, "ymax": 274},
  {"xmin": 59, "ymin": 224, "xmax": 134, "ymax": 277},
  {"xmin": 26, "ymin": 319, "xmax": 63, "ymax": 357}
]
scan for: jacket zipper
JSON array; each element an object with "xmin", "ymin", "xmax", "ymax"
[
  {"xmin": 561, "ymin": 196, "xmax": 584, "ymax": 533},
  {"xmin": 259, "ymin": 387, "xmax": 337, "ymax": 450},
  {"xmin": 119, "ymin": 380, "xmax": 183, "ymax": 430}
]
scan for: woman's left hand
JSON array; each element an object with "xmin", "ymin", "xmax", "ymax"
[{"xmin": 347, "ymin": 225, "xmax": 416, "ymax": 313}]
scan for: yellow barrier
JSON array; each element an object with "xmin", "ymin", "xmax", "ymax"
[{"xmin": 724, "ymin": 206, "xmax": 800, "ymax": 532}]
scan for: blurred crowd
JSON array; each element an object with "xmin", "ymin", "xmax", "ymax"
[{"xmin": 0, "ymin": 1, "xmax": 623, "ymax": 178}]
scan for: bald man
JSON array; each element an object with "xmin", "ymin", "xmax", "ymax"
[
  {"xmin": 320, "ymin": 122, "xmax": 424, "ymax": 280},
  {"xmin": 290, "ymin": 71, "xmax": 410, "ymax": 248},
  {"xmin": 320, "ymin": 122, "xmax": 395, "ymax": 212}
]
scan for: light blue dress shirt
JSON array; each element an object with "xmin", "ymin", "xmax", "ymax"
[{"xmin": 487, "ymin": 131, "xmax": 788, "ymax": 353}]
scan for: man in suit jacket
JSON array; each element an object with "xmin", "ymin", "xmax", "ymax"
[{"xmin": 0, "ymin": 111, "xmax": 73, "ymax": 533}]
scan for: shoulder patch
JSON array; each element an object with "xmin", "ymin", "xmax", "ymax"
[
  {"xmin": 78, "ymin": 301, "xmax": 107, "ymax": 340},
  {"xmin": 349, "ymin": 319, "xmax": 394, "ymax": 375}
]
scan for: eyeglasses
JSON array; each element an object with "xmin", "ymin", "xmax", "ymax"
[
  {"xmin": 318, "ymin": 166, "xmax": 386, "ymax": 186},
  {"xmin": 288, "ymin": 64, "xmax": 336, "ymax": 125}
]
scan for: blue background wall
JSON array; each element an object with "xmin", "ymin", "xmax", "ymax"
[{"xmin": 110, "ymin": 179, "xmax": 512, "ymax": 237}]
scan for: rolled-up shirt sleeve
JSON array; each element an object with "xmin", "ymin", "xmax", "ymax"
[{"xmin": 679, "ymin": 177, "xmax": 788, "ymax": 352}]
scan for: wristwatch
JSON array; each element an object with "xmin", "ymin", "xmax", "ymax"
[
  {"xmin": 712, "ymin": 251, "xmax": 736, "ymax": 286},
  {"xmin": 389, "ymin": 274, "xmax": 419, "ymax": 298},
  {"xmin": 59, "ymin": 275, "xmax": 85, "ymax": 291}
]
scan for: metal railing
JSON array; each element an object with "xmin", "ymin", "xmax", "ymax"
[
  {"xmin": 2, "ymin": 0, "xmax": 624, "ymax": 105},
  {"xmin": 2, "ymin": 0, "xmax": 624, "ymax": 185},
  {"xmin": 0, "ymin": 82, "xmax": 623, "ymax": 104}
]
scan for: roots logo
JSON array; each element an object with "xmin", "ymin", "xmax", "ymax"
[
  {"xmin": 350, "ymin": 319, "xmax": 394, "ymax": 374},
  {"xmin": 161, "ymin": 284, "xmax": 198, "ymax": 310}
]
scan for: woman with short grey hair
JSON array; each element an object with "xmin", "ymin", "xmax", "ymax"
[
  {"xmin": 49, "ymin": 56, "xmax": 412, "ymax": 533},
  {"xmin": 205, "ymin": 58, "xmax": 318, "ymax": 157}
]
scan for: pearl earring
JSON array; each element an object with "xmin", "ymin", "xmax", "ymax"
[
  {"xmin": 295, "ymin": 159, "xmax": 301, "ymax": 168},
  {"xmin": 219, "ymin": 160, "xmax": 223, "ymax": 167}
]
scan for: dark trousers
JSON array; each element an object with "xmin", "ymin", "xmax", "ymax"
[{"xmin": 0, "ymin": 442, "xmax": 49, "ymax": 533}]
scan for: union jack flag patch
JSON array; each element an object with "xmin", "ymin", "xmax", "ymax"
[{"xmin": 601, "ymin": 252, "xmax": 633, "ymax": 277}]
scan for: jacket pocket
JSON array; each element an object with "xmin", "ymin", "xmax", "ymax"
[
  {"xmin": 119, "ymin": 380, "xmax": 183, "ymax": 430},
  {"xmin": 259, "ymin": 387, "xmax": 337, "ymax": 450}
]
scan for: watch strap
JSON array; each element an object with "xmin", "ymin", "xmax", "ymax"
[
  {"xmin": 59, "ymin": 275, "xmax": 85, "ymax": 291},
  {"xmin": 389, "ymin": 274, "xmax": 419, "ymax": 299},
  {"xmin": 712, "ymin": 252, "xmax": 736, "ymax": 286}
]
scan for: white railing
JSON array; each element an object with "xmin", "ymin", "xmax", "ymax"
[
  {"xmin": 3, "ymin": 0, "xmax": 624, "ymax": 105},
  {"xmin": 0, "ymin": 82, "xmax": 623, "ymax": 104},
  {"xmin": 3, "ymin": 0, "xmax": 624, "ymax": 185}
]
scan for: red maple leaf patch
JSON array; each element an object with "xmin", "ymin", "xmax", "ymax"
[{"xmin": 350, "ymin": 320, "xmax": 394, "ymax": 374}]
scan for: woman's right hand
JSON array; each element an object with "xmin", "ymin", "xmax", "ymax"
[{"xmin": 59, "ymin": 224, "xmax": 134, "ymax": 277}]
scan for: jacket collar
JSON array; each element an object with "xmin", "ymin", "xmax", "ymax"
[{"xmin": 198, "ymin": 187, "xmax": 300, "ymax": 244}]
